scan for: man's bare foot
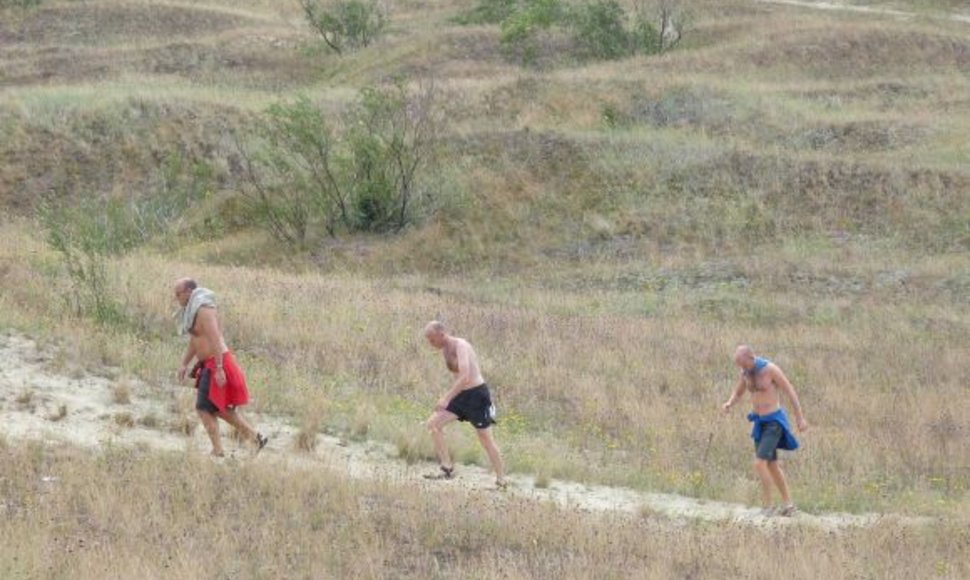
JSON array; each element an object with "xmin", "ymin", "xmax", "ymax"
[
  {"xmin": 495, "ymin": 479, "xmax": 509, "ymax": 490},
  {"xmin": 211, "ymin": 450, "xmax": 225, "ymax": 458}
]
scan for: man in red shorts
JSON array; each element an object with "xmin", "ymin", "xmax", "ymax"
[{"xmin": 174, "ymin": 278, "xmax": 267, "ymax": 457}]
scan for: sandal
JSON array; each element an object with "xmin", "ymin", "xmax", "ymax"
[
  {"xmin": 495, "ymin": 479, "xmax": 509, "ymax": 490},
  {"xmin": 423, "ymin": 465, "xmax": 455, "ymax": 480},
  {"xmin": 777, "ymin": 503, "xmax": 798, "ymax": 517},
  {"xmin": 255, "ymin": 433, "xmax": 269, "ymax": 453}
]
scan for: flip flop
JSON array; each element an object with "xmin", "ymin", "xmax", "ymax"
[
  {"xmin": 255, "ymin": 433, "xmax": 269, "ymax": 453},
  {"xmin": 778, "ymin": 504, "xmax": 798, "ymax": 517},
  {"xmin": 423, "ymin": 465, "xmax": 455, "ymax": 480}
]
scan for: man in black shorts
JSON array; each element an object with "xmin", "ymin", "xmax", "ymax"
[{"xmin": 423, "ymin": 321, "xmax": 507, "ymax": 489}]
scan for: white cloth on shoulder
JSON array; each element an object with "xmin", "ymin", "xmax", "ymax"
[{"xmin": 177, "ymin": 287, "xmax": 216, "ymax": 336}]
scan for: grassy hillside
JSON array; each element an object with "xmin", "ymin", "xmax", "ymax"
[{"xmin": 1, "ymin": 0, "xmax": 969, "ymax": 577}]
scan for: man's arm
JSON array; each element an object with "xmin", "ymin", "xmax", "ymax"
[
  {"xmin": 721, "ymin": 377, "xmax": 746, "ymax": 413},
  {"xmin": 773, "ymin": 366, "xmax": 809, "ymax": 431},
  {"xmin": 177, "ymin": 342, "xmax": 197, "ymax": 382},
  {"xmin": 436, "ymin": 342, "xmax": 475, "ymax": 410}
]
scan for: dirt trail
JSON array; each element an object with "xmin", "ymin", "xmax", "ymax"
[
  {"xmin": 757, "ymin": 0, "xmax": 970, "ymax": 24},
  {"xmin": 0, "ymin": 332, "xmax": 924, "ymax": 530}
]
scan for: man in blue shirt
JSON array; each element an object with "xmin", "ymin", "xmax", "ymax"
[{"xmin": 722, "ymin": 345, "xmax": 810, "ymax": 516}]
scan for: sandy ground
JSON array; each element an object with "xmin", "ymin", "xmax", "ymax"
[{"xmin": 0, "ymin": 331, "xmax": 926, "ymax": 530}]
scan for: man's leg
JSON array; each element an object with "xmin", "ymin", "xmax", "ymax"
[
  {"xmin": 753, "ymin": 458, "xmax": 774, "ymax": 507},
  {"xmin": 198, "ymin": 410, "xmax": 224, "ymax": 456},
  {"xmin": 475, "ymin": 427, "xmax": 506, "ymax": 484},
  {"xmin": 426, "ymin": 410, "xmax": 458, "ymax": 470},
  {"xmin": 217, "ymin": 408, "xmax": 258, "ymax": 443},
  {"xmin": 766, "ymin": 460, "xmax": 793, "ymax": 506},
  {"xmin": 753, "ymin": 422, "xmax": 784, "ymax": 510}
]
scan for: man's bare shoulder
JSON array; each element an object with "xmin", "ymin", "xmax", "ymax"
[
  {"xmin": 195, "ymin": 305, "xmax": 218, "ymax": 325},
  {"xmin": 767, "ymin": 362, "xmax": 790, "ymax": 382},
  {"xmin": 456, "ymin": 337, "xmax": 479, "ymax": 354}
]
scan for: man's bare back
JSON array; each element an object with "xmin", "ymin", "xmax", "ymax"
[{"xmin": 442, "ymin": 338, "xmax": 485, "ymax": 387}]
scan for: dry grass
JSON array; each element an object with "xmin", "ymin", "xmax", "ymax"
[
  {"xmin": 0, "ymin": 443, "xmax": 966, "ymax": 579},
  {"xmin": 2, "ymin": 225, "xmax": 966, "ymax": 517},
  {"xmin": 1, "ymin": 0, "xmax": 969, "ymax": 575},
  {"xmin": 112, "ymin": 379, "xmax": 132, "ymax": 405},
  {"xmin": 47, "ymin": 403, "xmax": 68, "ymax": 422}
]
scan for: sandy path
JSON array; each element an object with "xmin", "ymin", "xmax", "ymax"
[
  {"xmin": 757, "ymin": 0, "xmax": 970, "ymax": 24},
  {"xmin": 0, "ymin": 331, "xmax": 924, "ymax": 530}
]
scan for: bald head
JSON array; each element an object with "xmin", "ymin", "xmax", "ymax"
[
  {"xmin": 173, "ymin": 277, "xmax": 197, "ymax": 307},
  {"xmin": 734, "ymin": 344, "xmax": 756, "ymax": 370},
  {"xmin": 424, "ymin": 320, "xmax": 448, "ymax": 348}
]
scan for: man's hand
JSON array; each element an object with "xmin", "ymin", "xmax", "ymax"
[
  {"xmin": 177, "ymin": 365, "xmax": 188, "ymax": 382},
  {"xmin": 434, "ymin": 397, "xmax": 449, "ymax": 412},
  {"xmin": 720, "ymin": 400, "xmax": 733, "ymax": 414},
  {"xmin": 214, "ymin": 368, "xmax": 227, "ymax": 388},
  {"xmin": 796, "ymin": 417, "xmax": 810, "ymax": 432}
]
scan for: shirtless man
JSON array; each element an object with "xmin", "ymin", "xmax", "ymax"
[
  {"xmin": 722, "ymin": 345, "xmax": 809, "ymax": 516},
  {"xmin": 174, "ymin": 278, "xmax": 267, "ymax": 457},
  {"xmin": 423, "ymin": 321, "xmax": 507, "ymax": 488}
]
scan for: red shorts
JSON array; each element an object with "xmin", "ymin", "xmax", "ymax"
[{"xmin": 195, "ymin": 351, "xmax": 250, "ymax": 412}]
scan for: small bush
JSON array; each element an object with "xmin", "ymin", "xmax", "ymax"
[
  {"xmin": 47, "ymin": 404, "xmax": 68, "ymax": 422},
  {"xmin": 299, "ymin": 0, "xmax": 386, "ymax": 54},
  {"xmin": 236, "ymin": 97, "xmax": 345, "ymax": 246},
  {"xmin": 475, "ymin": 0, "xmax": 682, "ymax": 65},
  {"xmin": 138, "ymin": 414, "xmax": 160, "ymax": 429},
  {"xmin": 454, "ymin": 0, "xmax": 518, "ymax": 24},
  {"xmin": 37, "ymin": 153, "xmax": 211, "ymax": 325},
  {"xmin": 112, "ymin": 380, "xmax": 132, "ymax": 405},
  {"xmin": 114, "ymin": 413, "xmax": 135, "ymax": 428},
  {"xmin": 15, "ymin": 389, "xmax": 33, "ymax": 406},
  {"xmin": 499, "ymin": 0, "xmax": 564, "ymax": 65},
  {"xmin": 238, "ymin": 78, "xmax": 444, "ymax": 245},
  {"xmin": 0, "ymin": 0, "xmax": 41, "ymax": 8},
  {"xmin": 571, "ymin": 0, "xmax": 630, "ymax": 60}
]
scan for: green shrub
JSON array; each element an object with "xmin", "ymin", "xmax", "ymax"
[
  {"xmin": 237, "ymin": 97, "xmax": 347, "ymax": 246},
  {"xmin": 571, "ymin": 0, "xmax": 631, "ymax": 60},
  {"xmin": 37, "ymin": 154, "xmax": 211, "ymax": 324},
  {"xmin": 0, "ymin": 0, "xmax": 41, "ymax": 9},
  {"xmin": 454, "ymin": 0, "xmax": 519, "ymax": 25},
  {"xmin": 299, "ymin": 0, "xmax": 386, "ymax": 54},
  {"xmin": 238, "ymin": 79, "xmax": 444, "ymax": 244},
  {"xmin": 473, "ymin": 0, "xmax": 679, "ymax": 65},
  {"xmin": 499, "ymin": 0, "xmax": 564, "ymax": 64},
  {"xmin": 346, "ymin": 80, "xmax": 443, "ymax": 232}
]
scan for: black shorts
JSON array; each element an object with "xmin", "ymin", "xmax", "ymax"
[
  {"xmin": 755, "ymin": 421, "xmax": 784, "ymax": 461},
  {"xmin": 195, "ymin": 368, "xmax": 220, "ymax": 414},
  {"xmin": 446, "ymin": 384, "xmax": 496, "ymax": 430}
]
